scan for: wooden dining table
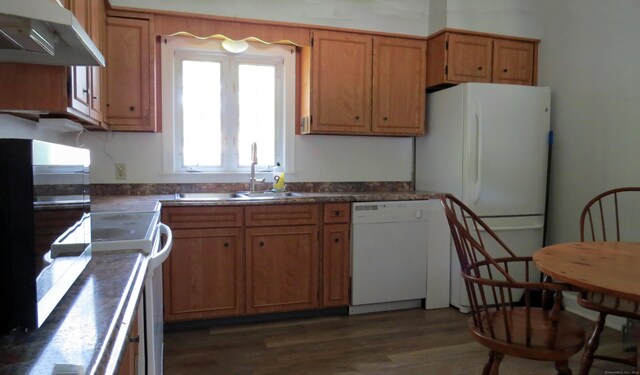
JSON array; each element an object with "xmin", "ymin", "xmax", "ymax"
[
  {"xmin": 533, "ymin": 242, "xmax": 640, "ymax": 303},
  {"xmin": 533, "ymin": 241, "xmax": 640, "ymax": 373}
]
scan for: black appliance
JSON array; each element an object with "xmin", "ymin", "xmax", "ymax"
[{"xmin": 0, "ymin": 139, "xmax": 91, "ymax": 334}]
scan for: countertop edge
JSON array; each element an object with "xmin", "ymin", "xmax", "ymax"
[{"xmin": 93, "ymin": 253, "xmax": 149, "ymax": 375}]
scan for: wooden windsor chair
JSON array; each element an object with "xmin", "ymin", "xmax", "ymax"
[
  {"xmin": 441, "ymin": 194, "xmax": 585, "ymax": 375},
  {"xmin": 578, "ymin": 187, "xmax": 640, "ymax": 374}
]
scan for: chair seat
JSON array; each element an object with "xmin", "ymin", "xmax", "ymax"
[
  {"xmin": 579, "ymin": 292, "xmax": 640, "ymax": 319},
  {"xmin": 471, "ymin": 308, "xmax": 585, "ymax": 362}
]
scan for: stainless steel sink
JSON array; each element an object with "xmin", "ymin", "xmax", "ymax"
[
  {"xmin": 238, "ymin": 191, "xmax": 302, "ymax": 199},
  {"xmin": 174, "ymin": 191, "xmax": 302, "ymax": 200},
  {"xmin": 174, "ymin": 192, "xmax": 245, "ymax": 200}
]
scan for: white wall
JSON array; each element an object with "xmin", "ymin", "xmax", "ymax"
[
  {"xmin": 81, "ymin": 130, "xmax": 413, "ymax": 183},
  {"xmin": 536, "ymin": 0, "xmax": 640, "ymax": 244},
  {"xmin": 110, "ymin": 0, "xmax": 431, "ymax": 36}
]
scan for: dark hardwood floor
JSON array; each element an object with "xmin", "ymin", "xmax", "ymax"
[{"xmin": 164, "ymin": 308, "xmax": 636, "ymax": 374}]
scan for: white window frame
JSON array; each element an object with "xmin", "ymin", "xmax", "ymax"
[{"xmin": 161, "ymin": 35, "xmax": 296, "ymax": 178}]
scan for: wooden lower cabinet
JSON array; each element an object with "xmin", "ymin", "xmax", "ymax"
[
  {"xmin": 162, "ymin": 202, "xmax": 350, "ymax": 322},
  {"xmin": 245, "ymin": 225, "xmax": 320, "ymax": 314},
  {"xmin": 118, "ymin": 298, "xmax": 142, "ymax": 375},
  {"xmin": 322, "ymin": 223, "xmax": 350, "ymax": 307},
  {"xmin": 322, "ymin": 203, "xmax": 351, "ymax": 307},
  {"xmin": 163, "ymin": 227, "xmax": 244, "ymax": 321}
]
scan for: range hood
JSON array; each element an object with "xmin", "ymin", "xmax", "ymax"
[{"xmin": 0, "ymin": 0, "xmax": 105, "ymax": 66}]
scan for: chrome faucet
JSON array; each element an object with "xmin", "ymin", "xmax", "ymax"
[{"xmin": 249, "ymin": 142, "xmax": 264, "ymax": 193}]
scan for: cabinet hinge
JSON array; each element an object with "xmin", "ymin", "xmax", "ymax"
[
  {"xmin": 310, "ymin": 115, "xmax": 313, "ymax": 125},
  {"xmin": 445, "ymin": 41, "xmax": 448, "ymax": 50},
  {"xmin": 445, "ymin": 65, "xmax": 448, "ymax": 75},
  {"xmin": 311, "ymin": 37, "xmax": 314, "ymax": 47}
]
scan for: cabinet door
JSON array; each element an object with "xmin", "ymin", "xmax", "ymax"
[
  {"xmin": 310, "ymin": 30, "xmax": 372, "ymax": 134},
  {"xmin": 492, "ymin": 39, "xmax": 535, "ymax": 85},
  {"xmin": 68, "ymin": 0, "xmax": 91, "ymax": 116},
  {"xmin": 372, "ymin": 37, "xmax": 426, "ymax": 136},
  {"xmin": 246, "ymin": 225, "xmax": 319, "ymax": 314},
  {"xmin": 322, "ymin": 223, "xmax": 350, "ymax": 307},
  {"xmin": 118, "ymin": 299, "xmax": 141, "ymax": 375},
  {"xmin": 446, "ymin": 33, "xmax": 492, "ymax": 83},
  {"xmin": 88, "ymin": 0, "xmax": 104, "ymax": 122},
  {"xmin": 163, "ymin": 227, "xmax": 244, "ymax": 321},
  {"xmin": 106, "ymin": 16, "xmax": 154, "ymax": 131}
]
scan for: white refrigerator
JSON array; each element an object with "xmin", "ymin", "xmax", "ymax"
[{"xmin": 415, "ymin": 83, "xmax": 551, "ymax": 312}]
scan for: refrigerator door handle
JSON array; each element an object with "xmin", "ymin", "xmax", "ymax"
[
  {"xmin": 472, "ymin": 101, "xmax": 483, "ymax": 204},
  {"xmin": 479, "ymin": 223, "xmax": 544, "ymax": 232}
]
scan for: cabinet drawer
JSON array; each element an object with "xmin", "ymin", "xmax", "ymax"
[
  {"xmin": 245, "ymin": 204, "xmax": 319, "ymax": 227},
  {"xmin": 323, "ymin": 203, "xmax": 351, "ymax": 223},
  {"xmin": 162, "ymin": 206, "xmax": 243, "ymax": 229}
]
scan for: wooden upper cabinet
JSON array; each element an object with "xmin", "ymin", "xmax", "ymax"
[
  {"xmin": 105, "ymin": 16, "xmax": 156, "ymax": 132},
  {"xmin": 492, "ymin": 38, "xmax": 535, "ymax": 85},
  {"xmin": 307, "ymin": 30, "xmax": 372, "ymax": 135},
  {"xmin": 446, "ymin": 33, "xmax": 493, "ymax": 83},
  {"xmin": 68, "ymin": 0, "xmax": 104, "ymax": 123},
  {"xmin": 89, "ymin": 0, "xmax": 105, "ymax": 122},
  {"xmin": 302, "ymin": 30, "xmax": 426, "ymax": 136},
  {"xmin": 372, "ymin": 37, "xmax": 426, "ymax": 136},
  {"xmin": 427, "ymin": 29, "xmax": 538, "ymax": 90},
  {"xmin": 68, "ymin": 0, "xmax": 92, "ymax": 117},
  {"xmin": 0, "ymin": 0, "xmax": 105, "ymax": 127}
]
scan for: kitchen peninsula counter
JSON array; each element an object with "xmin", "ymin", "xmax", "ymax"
[{"xmin": 0, "ymin": 252, "xmax": 148, "ymax": 375}]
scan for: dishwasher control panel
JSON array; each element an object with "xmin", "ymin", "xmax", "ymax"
[{"xmin": 352, "ymin": 200, "xmax": 431, "ymax": 224}]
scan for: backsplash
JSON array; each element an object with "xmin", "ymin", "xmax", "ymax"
[{"xmin": 91, "ymin": 181, "xmax": 414, "ymax": 195}]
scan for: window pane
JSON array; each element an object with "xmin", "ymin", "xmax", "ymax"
[
  {"xmin": 238, "ymin": 64, "xmax": 276, "ymax": 166},
  {"xmin": 182, "ymin": 60, "xmax": 221, "ymax": 167}
]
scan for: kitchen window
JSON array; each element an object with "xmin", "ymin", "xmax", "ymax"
[{"xmin": 161, "ymin": 36, "xmax": 296, "ymax": 175}]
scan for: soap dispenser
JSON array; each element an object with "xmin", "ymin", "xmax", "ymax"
[{"xmin": 272, "ymin": 162, "xmax": 285, "ymax": 191}]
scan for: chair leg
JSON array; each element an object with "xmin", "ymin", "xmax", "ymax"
[
  {"xmin": 489, "ymin": 352, "xmax": 504, "ymax": 375},
  {"xmin": 482, "ymin": 351, "xmax": 496, "ymax": 375},
  {"xmin": 579, "ymin": 312, "xmax": 607, "ymax": 375},
  {"xmin": 555, "ymin": 360, "xmax": 571, "ymax": 375}
]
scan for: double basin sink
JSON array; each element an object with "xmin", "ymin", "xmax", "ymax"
[{"xmin": 175, "ymin": 191, "xmax": 302, "ymax": 201}]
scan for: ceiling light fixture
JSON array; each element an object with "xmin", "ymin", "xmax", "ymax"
[{"xmin": 221, "ymin": 38, "xmax": 249, "ymax": 53}]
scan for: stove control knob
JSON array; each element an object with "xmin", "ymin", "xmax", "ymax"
[{"xmin": 415, "ymin": 210, "xmax": 423, "ymax": 219}]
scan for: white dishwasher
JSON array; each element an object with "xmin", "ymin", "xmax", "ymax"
[{"xmin": 350, "ymin": 200, "xmax": 432, "ymax": 315}]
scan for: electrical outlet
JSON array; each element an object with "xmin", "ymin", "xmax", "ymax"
[{"xmin": 115, "ymin": 163, "xmax": 126, "ymax": 180}]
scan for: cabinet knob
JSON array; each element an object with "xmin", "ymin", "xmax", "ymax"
[
  {"xmin": 82, "ymin": 89, "xmax": 89, "ymax": 94},
  {"xmin": 129, "ymin": 336, "xmax": 140, "ymax": 343},
  {"xmin": 477, "ymin": 66, "xmax": 483, "ymax": 71},
  {"xmin": 259, "ymin": 241, "xmax": 265, "ymax": 247},
  {"xmin": 503, "ymin": 68, "xmax": 508, "ymax": 73},
  {"xmin": 223, "ymin": 242, "xmax": 229, "ymax": 248},
  {"xmin": 334, "ymin": 237, "xmax": 340, "ymax": 243},
  {"xmin": 332, "ymin": 211, "xmax": 342, "ymax": 217},
  {"xmin": 354, "ymin": 115, "xmax": 360, "ymax": 120},
  {"xmin": 92, "ymin": 96, "xmax": 98, "ymax": 100},
  {"xmin": 129, "ymin": 106, "xmax": 135, "ymax": 111}
]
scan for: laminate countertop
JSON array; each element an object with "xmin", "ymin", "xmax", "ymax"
[
  {"xmin": 0, "ymin": 252, "xmax": 148, "ymax": 375},
  {"xmin": 93, "ymin": 190, "xmax": 442, "ymax": 211}
]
